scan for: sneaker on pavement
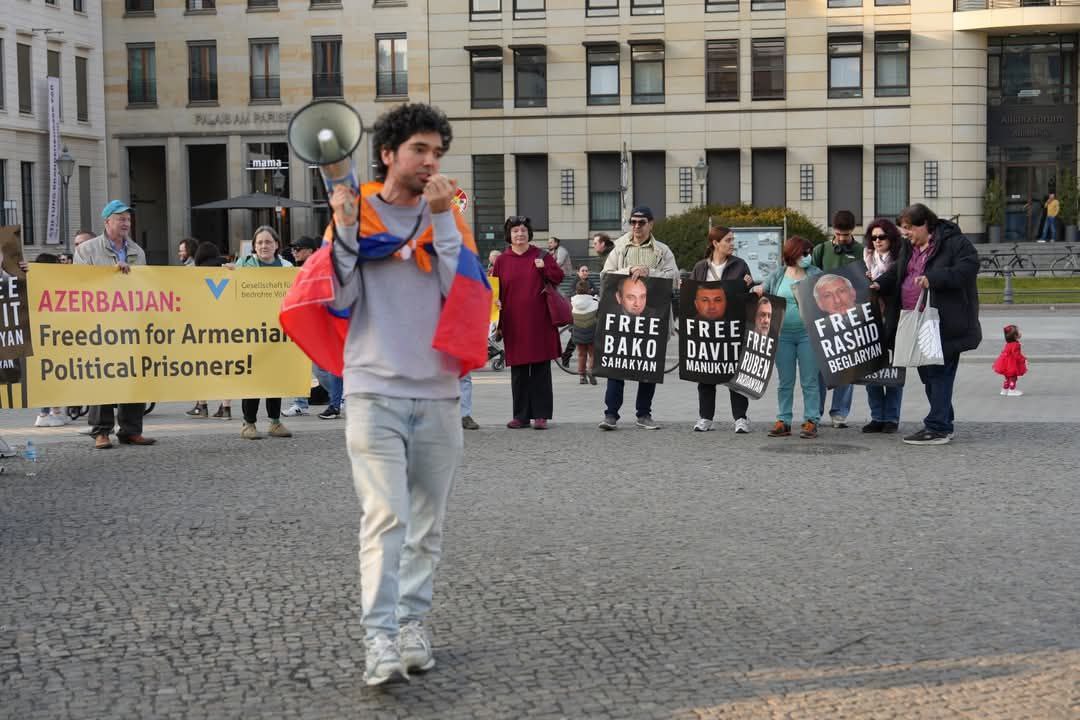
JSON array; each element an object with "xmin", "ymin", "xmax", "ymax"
[
  {"xmin": 364, "ymin": 634, "xmax": 409, "ymax": 687},
  {"xmin": 734, "ymin": 418, "xmax": 751, "ymax": 434},
  {"xmin": 532, "ymin": 418, "xmax": 548, "ymax": 430},
  {"xmin": 317, "ymin": 406, "xmax": 341, "ymax": 420},
  {"xmin": 1007, "ymin": 389, "xmax": 1024, "ymax": 397},
  {"xmin": 902, "ymin": 428, "xmax": 951, "ymax": 445},
  {"xmin": 185, "ymin": 404, "xmax": 206, "ymax": 417},
  {"xmin": 598, "ymin": 415, "xmax": 618, "ymax": 430},
  {"xmin": 693, "ymin": 418, "xmax": 713, "ymax": 432},
  {"xmin": 767, "ymin": 421, "xmax": 791, "ymax": 437},
  {"xmin": 861, "ymin": 420, "xmax": 885, "ymax": 433},
  {"xmin": 799, "ymin": 420, "xmax": 818, "ymax": 439},
  {"xmin": 830, "ymin": 415, "xmax": 848, "ymax": 429},
  {"xmin": 635, "ymin": 415, "xmax": 660, "ymax": 430},
  {"xmin": 398, "ymin": 621, "xmax": 435, "ymax": 673},
  {"xmin": 281, "ymin": 404, "xmax": 308, "ymax": 417},
  {"xmin": 882, "ymin": 422, "xmax": 899, "ymax": 434},
  {"xmin": 507, "ymin": 418, "xmax": 528, "ymax": 429},
  {"xmin": 35, "ymin": 414, "xmax": 65, "ymax": 428},
  {"xmin": 999, "ymin": 389, "xmax": 1009, "ymax": 396},
  {"xmin": 212, "ymin": 405, "xmax": 232, "ymax": 420},
  {"xmin": 241, "ymin": 422, "xmax": 262, "ymax": 440},
  {"xmin": 267, "ymin": 421, "xmax": 292, "ymax": 438},
  {"xmin": 461, "ymin": 415, "xmax": 479, "ymax": 430}
]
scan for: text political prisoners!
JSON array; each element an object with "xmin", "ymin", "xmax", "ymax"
[
  {"xmin": 813, "ymin": 303, "xmax": 883, "ymax": 372},
  {"xmin": 35, "ymin": 322, "xmax": 290, "ymax": 382}
]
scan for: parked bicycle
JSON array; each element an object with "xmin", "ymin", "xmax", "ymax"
[
  {"xmin": 1049, "ymin": 244, "xmax": 1080, "ymax": 277},
  {"xmin": 979, "ymin": 243, "xmax": 1039, "ymax": 277}
]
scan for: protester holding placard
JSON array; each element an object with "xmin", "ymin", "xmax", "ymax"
[
  {"xmin": 753, "ymin": 236, "xmax": 822, "ymax": 439},
  {"xmin": 873, "ymin": 204, "xmax": 981, "ymax": 445},
  {"xmin": 861, "ymin": 218, "xmax": 905, "ymax": 433},
  {"xmin": 811, "ymin": 211, "xmax": 864, "ymax": 428},
  {"xmin": 598, "ymin": 206, "xmax": 678, "ymax": 431},
  {"xmin": 688, "ymin": 226, "xmax": 755, "ymax": 433},
  {"xmin": 73, "ymin": 200, "xmax": 156, "ymax": 450},
  {"xmin": 233, "ymin": 226, "xmax": 293, "ymax": 440},
  {"xmin": 492, "ymin": 215, "xmax": 564, "ymax": 429}
]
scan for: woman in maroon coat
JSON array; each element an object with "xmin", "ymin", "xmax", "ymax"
[{"xmin": 493, "ymin": 216, "xmax": 564, "ymax": 429}]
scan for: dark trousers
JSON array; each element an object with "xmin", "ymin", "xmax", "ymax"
[
  {"xmin": 604, "ymin": 378, "xmax": 656, "ymax": 421},
  {"xmin": 917, "ymin": 353, "xmax": 960, "ymax": 433},
  {"xmin": 242, "ymin": 397, "xmax": 282, "ymax": 425},
  {"xmin": 510, "ymin": 361, "xmax": 553, "ymax": 421},
  {"xmin": 89, "ymin": 403, "xmax": 144, "ymax": 438},
  {"xmin": 697, "ymin": 383, "xmax": 749, "ymax": 421}
]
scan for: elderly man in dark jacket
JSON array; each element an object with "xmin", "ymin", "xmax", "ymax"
[{"xmin": 874, "ymin": 203, "xmax": 981, "ymax": 445}]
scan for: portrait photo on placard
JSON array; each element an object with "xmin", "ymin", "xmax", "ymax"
[
  {"xmin": 678, "ymin": 279, "xmax": 746, "ymax": 384},
  {"xmin": 593, "ymin": 273, "xmax": 672, "ymax": 384},
  {"xmin": 795, "ymin": 262, "xmax": 886, "ymax": 388},
  {"xmin": 728, "ymin": 294, "xmax": 786, "ymax": 400}
]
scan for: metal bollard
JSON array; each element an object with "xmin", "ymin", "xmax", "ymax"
[{"xmin": 1003, "ymin": 268, "xmax": 1014, "ymax": 305}]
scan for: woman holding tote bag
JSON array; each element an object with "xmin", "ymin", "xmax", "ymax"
[
  {"xmin": 492, "ymin": 215, "xmax": 565, "ymax": 429},
  {"xmin": 872, "ymin": 204, "xmax": 981, "ymax": 446}
]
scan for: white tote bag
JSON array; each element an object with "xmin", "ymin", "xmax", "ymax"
[{"xmin": 893, "ymin": 289, "xmax": 944, "ymax": 367}]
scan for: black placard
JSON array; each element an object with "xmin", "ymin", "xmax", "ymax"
[
  {"xmin": 727, "ymin": 294, "xmax": 786, "ymax": 400},
  {"xmin": 678, "ymin": 279, "xmax": 746, "ymax": 384},
  {"xmin": 593, "ymin": 274, "xmax": 673, "ymax": 384},
  {"xmin": 795, "ymin": 264, "xmax": 886, "ymax": 389}
]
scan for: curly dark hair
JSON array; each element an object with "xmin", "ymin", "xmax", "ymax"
[
  {"xmin": 865, "ymin": 218, "xmax": 902, "ymax": 262},
  {"xmin": 371, "ymin": 103, "xmax": 453, "ymax": 181}
]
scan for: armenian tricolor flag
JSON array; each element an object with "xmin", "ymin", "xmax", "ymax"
[{"xmin": 279, "ymin": 182, "xmax": 491, "ymax": 377}]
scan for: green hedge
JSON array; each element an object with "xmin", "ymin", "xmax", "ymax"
[{"xmin": 653, "ymin": 204, "xmax": 829, "ymax": 270}]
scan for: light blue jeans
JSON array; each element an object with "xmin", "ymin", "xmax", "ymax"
[
  {"xmin": 345, "ymin": 393, "xmax": 463, "ymax": 640},
  {"xmin": 459, "ymin": 374, "xmax": 473, "ymax": 417},
  {"xmin": 775, "ymin": 328, "xmax": 821, "ymax": 425}
]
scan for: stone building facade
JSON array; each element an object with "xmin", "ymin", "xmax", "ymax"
[
  {"xmin": 101, "ymin": 1, "xmax": 1080, "ymax": 260},
  {"xmin": 2, "ymin": 0, "xmax": 108, "ymax": 255}
]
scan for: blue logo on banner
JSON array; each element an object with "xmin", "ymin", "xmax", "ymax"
[{"xmin": 206, "ymin": 278, "xmax": 230, "ymax": 300}]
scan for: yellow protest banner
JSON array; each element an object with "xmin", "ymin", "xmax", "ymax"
[
  {"xmin": 489, "ymin": 277, "xmax": 500, "ymax": 325},
  {"xmin": 0, "ymin": 265, "xmax": 311, "ymax": 408}
]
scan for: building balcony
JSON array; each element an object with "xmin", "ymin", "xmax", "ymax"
[{"xmin": 955, "ymin": 1, "xmax": 1080, "ymax": 32}]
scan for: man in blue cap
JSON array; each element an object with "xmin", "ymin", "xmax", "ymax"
[
  {"xmin": 74, "ymin": 200, "xmax": 155, "ymax": 449},
  {"xmin": 597, "ymin": 206, "xmax": 678, "ymax": 431}
]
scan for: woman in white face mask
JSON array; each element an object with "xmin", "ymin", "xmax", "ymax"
[{"xmin": 751, "ymin": 236, "xmax": 823, "ymax": 439}]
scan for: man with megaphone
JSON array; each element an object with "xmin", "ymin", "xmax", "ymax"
[{"xmin": 279, "ymin": 103, "xmax": 490, "ymax": 686}]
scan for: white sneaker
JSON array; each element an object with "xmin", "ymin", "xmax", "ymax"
[
  {"xmin": 1000, "ymin": 389, "xmax": 1009, "ymax": 396},
  {"xmin": 281, "ymin": 404, "xmax": 308, "ymax": 417},
  {"xmin": 734, "ymin": 418, "xmax": 751, "ymax": 434},
  {"xmin": 35, "ymin": 414, "xmax": 66, "ymax": 428},
  {"xmin": 398, "ymin": 620, "xmax": 435, "ymax": 672},
  {"xmin": 1007, "ymin": 389, "xmax": 1024, "ymax": 397},
  {"xmin": 52, "ymin": 413, "xmax": 71, "ymax": 425},
  {"xmin": 364, "ymin": 634, "xmax": 409, "ymax": 686},
  {"xmin": 830, "ymin": 415, "xmax": 848, "ymax": 428},
  {"xmin": 693, "ymin": 418, "xmax": 713, "ymax": 432}
]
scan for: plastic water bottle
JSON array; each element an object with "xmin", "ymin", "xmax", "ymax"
[{"xmin": 24, "ymin": 440, "xmax": 38, "ymax": 477}]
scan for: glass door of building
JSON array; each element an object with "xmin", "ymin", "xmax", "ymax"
[{"xmin": 1004, "ymin": 164, "xmax": 1057, "ymax": 242}]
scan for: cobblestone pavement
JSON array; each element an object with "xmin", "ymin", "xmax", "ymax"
[{"xmin": 2, "ymin": 414, "xmax": 1078, "ymax": 718}]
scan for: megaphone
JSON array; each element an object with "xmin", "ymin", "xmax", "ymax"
[{"xmin": 288, "ymin": 99, "xmax": 365, "ymax": 205}]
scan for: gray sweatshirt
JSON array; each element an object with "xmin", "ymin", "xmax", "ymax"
[{"xmin": 330, "ymin": 194, "xmax": 463, "ymax": 399}]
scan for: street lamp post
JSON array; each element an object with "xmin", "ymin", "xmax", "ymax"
[
  {"xmin": 56, "ymin": 145, "xmax": 76, "ymax": 254},
  {"xmin": 694, "ymin": 156, "xmax": 708, "ymax": 208}
]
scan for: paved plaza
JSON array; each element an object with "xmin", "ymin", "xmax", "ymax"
[{"xmin": 1, "ymin": 308, "xmax": 1078, "ymax": 719}]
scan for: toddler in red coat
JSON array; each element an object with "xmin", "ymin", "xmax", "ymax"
[{"xmin": 993, "ymin": 324, "xmax": 1028, "ymax": 397}]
